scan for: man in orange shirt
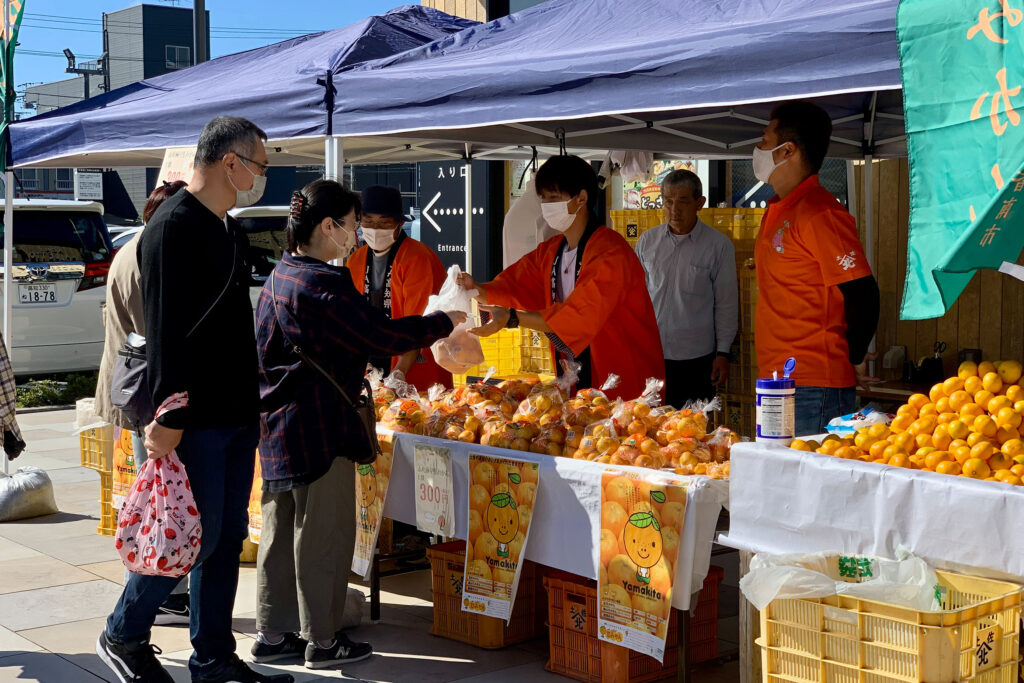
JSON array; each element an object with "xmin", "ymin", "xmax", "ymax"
[
  {"xmin": 753, "ymin": 101, "xmax": 880, "ymax": 436},
  {"xmin": 347, "ymin": 185, "xmax": 451, "ymax": 389},
  {"xmin": 457, "ymin": 155, "xmax": 664, "ymax": 401}
]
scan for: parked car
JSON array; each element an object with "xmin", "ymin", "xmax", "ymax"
[
  {"xmin": 0, "ymin": 200, "xmax": 114, "ymax": 376},
  {"xmin": 110, "ymin": 226, "xmax": 142, "ymax": 254}
]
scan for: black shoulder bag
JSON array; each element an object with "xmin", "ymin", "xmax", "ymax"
[
  {"xmin": 271, "ymin": 271, "xmax": 381, "ymax": 465},
  {"xmin": 111, "ymin": 229, "xmax": 238, "ymax": 428}
]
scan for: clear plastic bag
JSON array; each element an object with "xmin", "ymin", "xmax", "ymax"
[
  {"xmin": 116, "ymin": 451, "xmax": 202, "ymax": 577},
  {"xmin": 739, "ymin": 550, "xmax": 941, "ymax": 612},
  {"xmin": 423, "ymin": 265, "xmax": 484, "ymax": 374}
]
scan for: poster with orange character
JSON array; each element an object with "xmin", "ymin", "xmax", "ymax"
[
  {"xmin": 595, "ymin": 469, "xmax": 687, "ymax": 662},
  {"xmin": 462, "ymin": 454, "xmax": 540, "ymax": 622},
  {"xmin": 351, "ymin": 438, "xmax": 395, "ymax": 578},
  {"xmin": 111, "ymin": 428, "xmax": 138, "ymax": 510},
  {"xmin": 248, "ymin": 451, "xmax": 263, "ymax": 544}
]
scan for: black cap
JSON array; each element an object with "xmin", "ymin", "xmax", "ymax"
[{"xmin": 360, "ymin": 185, "xmax": 411, "ymax": 221}]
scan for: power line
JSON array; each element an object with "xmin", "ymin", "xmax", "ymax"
[{"xmin": 23, "ymin": 12, "xmax": 322, "ymax": 35}]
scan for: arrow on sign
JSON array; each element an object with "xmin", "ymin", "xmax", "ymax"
[{"xmin": 423, "ymin": 191, "xmax": 442, "ymax": 233}]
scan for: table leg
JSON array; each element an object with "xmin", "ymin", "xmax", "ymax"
[
  {"xmin": 677, "ymin": 607, "xmax": 691, "ymax": 683},
  {"xmin": 370, "ymin": 554, "xmax": 381, "ymax": 623},
  {"xmin": 738, "ymin": 550, "xmax": 761, "ymax": 683}
]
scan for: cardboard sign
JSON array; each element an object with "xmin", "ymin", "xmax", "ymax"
[
  {"xmin": 158, "ymin": 146, "xmax": 197, "ymax": 185},
  {"xmin": 414, "ymin": 443, "xmax": 453, "ymax": 536}
]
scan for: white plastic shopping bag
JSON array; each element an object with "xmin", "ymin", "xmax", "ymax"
[
  {"xmin": 739, "ymin": 549, "xmax": 941, "ymax": 611},
  {"xmin": 424, "ymin": 265, "xmax": 485, "ymax": 374}
]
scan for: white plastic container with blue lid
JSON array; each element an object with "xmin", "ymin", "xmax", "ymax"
[{"xmin": 756, "ymin": 357, "xmax": 796, "ymax": 446}]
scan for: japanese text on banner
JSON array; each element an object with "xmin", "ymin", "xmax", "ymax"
[
  {"xmin": 595, "ymin": 469, "xmax": 687, "ymax": 663},
  {"xmin": 351, "ymin": 438, "xmax": 395, "ymax": 579},
  {"xmin": 462, "ymin": 454, "xmax": 539, "ymax": 623},
  {"xmin": 414, "ymin": 444, "xmax": 454, "ymax": 536}
]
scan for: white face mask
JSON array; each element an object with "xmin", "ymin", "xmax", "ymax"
[
  {"xmin": 227, "ymin": 158, "xmax": 266, "ymax": 208},
  {"xmin": 362, "ymin": 228, "xmax": 397, "ymax": 253},
  {"xmin": 752, "ymin": 143, "xmax": 788, "ymax": 184},
  {"xmin": 329, "ymin": 220, "xmax": 358, "ymax": 262},
  {"xmin": 541, "ymin": 198, "xmax": 581, "ymax": 233}
]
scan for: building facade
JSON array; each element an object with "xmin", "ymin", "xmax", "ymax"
[{"xmin": 21, "ymin": 5, "xmax": 209, "ymax": 217}]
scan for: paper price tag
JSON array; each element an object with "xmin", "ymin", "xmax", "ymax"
[{"xmin": 414, "ymin": 444, "xmax": 453, "ymax": 536}]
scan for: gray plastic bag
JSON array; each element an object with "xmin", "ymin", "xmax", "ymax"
[{"xmin": 0, "ymin": 467, "xmax": 58, "ymax": 522}]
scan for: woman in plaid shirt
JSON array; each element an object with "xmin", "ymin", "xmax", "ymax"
[{"xmin": 252, "ymin": 180, "xmax": 463, "ymax": 671}]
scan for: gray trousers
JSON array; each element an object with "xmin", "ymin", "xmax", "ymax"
[{"xmin": 256, "ymin": 456, "xmax": 356, "ymax": 642}]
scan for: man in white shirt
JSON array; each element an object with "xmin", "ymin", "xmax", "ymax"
[{"xmin": 636, "ymin": 170, "xmax": 738, "ymax": 407}]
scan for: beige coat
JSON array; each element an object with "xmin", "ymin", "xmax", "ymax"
[{"xmin": 95, "ymin": 233, "xmax": 144, "ymax": 429}]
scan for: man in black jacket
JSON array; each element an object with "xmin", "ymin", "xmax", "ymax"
[{"xmin": 97, "ymin": 117, "xmax": 292, "ymax": 683}]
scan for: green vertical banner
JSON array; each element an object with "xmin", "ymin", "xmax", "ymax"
[
  {"xmin": 898, "ymin": 0, "xmax": 1024, "ymax": 320},
  {"xmin": 0, "ymin": 0, "xmax": 25, "ymax": 173}
]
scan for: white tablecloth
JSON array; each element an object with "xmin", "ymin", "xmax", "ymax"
[
  {"xmin": 381, "ymin": 432, "xmax": 729, "ymax": 610},
  {"xmin": 719, "ymin": 442, "xmax": 1024, "ymax": 582}
]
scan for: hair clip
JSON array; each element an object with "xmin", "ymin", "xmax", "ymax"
[{"xmin": 289, "ymin": 191, "xmax": 305, "ymax": 220}]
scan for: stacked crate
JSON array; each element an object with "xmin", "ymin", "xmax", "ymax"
[
  {"xmin": 79, "ymin": 425, "xmax": 116, "ymax": 535},
  {"xmin": 610, "ymin": 208, "xmax": 764, "ymax": 435}
]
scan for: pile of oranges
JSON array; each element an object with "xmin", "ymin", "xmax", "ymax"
[{"xmin": 792, "ymin": 360, "xmax": 1024, "ymax": 485}]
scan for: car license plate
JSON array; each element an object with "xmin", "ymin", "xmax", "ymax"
[{"xmin": 19, "ymin": 283, "xmax": 57, "ymax": 304}]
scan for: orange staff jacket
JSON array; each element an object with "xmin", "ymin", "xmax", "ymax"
[
  {"xmin": 348, "ymin": 238, "xmax": 452, "ymax": 389},
  {"xmin": 484, "ymin": 226, "xmax": 665, "ymax": 401}
]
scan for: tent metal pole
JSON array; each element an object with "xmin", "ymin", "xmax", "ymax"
[
  {"xmin": 324, "ymin": 136, "xmax": 343, "ymax": 181},
  {"xmin": 864, "ymin": 155, "xmax": 876, "ymax": 359},
  {"xmin": 3, "ymin": 0, "xmax": 12, "ymax": 476},
  {"xmin": 464, "ymin": 144, "xmax": 472, "ymax": 273}
]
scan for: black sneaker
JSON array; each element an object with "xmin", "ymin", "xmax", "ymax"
[
  {"xmin": 96, "ymin": 631, "xmax": 174, "ymax": 683},
  {"xmin": 250, "ymin": 633, "xmax": 305, "ymax": 663},
  {"xmin": 192, "ymin": 653, "xmax": 294, "ymax": 683},
  {"xmin": 153, "ymin": 593, "xmax": 190, "ymax": 626},
  {"xmin": 304, "ymin": 633, "xmax": 373, "ymax": 670}
]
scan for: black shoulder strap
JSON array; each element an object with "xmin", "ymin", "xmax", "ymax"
[
  {"xmin": 186, "ymin": 222, "xmax": 239, "ymax": 339},
  {"xmin": 270, "ymin": 270, "xmax": 364, "ymax": 411}
]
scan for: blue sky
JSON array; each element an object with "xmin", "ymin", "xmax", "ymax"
[{"xmin": 15, "ymin": 0, "xmax": 410, "ymax": 110}]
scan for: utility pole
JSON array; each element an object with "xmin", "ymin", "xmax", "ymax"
[{"xmin": 193, "ymin": 0, "xmax": 207, "ymax": 65}]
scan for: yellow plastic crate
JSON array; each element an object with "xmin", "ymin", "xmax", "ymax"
[
  {"xmin": 454, "ymin": 328, "xmax": 555, "ymax": 386},
  {"xmin": 80, "ymin": 425, "xmax": 114, "ymax": 473},
  {"xmin": 759, "ymin": 569, "xmax": 1022, "ymax": 683},
  {"xmin": 97, "ymin": 470, "xmax": 116, "ymax": 536}
]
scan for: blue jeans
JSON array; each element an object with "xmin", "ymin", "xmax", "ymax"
[
  {"xmin": 124, "ymin": 431, "xmax": 188, "ymax": 595},
  {"xmin": 794, "ymin": 386, "xmax": 857, "ymax": 437},
  {"xmin": 107, "ymin": 425, "xmax": 258, "ymax": 676}
]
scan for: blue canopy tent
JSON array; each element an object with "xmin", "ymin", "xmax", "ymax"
[
  {"xmin": 6, "ymin": 0, "xmax": 908, "ymax": 311},
  {"xmin": 327, "ymin": 0, "xmax": 905, "ymax": 161},
  {"xmin": 8, "ymin": 5, "xmax": 479, "ymax": 170}
]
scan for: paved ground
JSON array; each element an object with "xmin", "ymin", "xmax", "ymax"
[{"xmin": 0, "ymin": 409, "xmax": 739, "ymax": 682}]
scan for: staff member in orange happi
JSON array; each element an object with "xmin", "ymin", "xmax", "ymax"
[
  {"xmin": 347, "ymin": 185, "xmax": 452, "ymax": 389},
  {"xmin": 456, "ymin": 155, "xmax": 665, "ymax": 401}
]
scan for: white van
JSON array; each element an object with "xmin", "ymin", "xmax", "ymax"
[{"xmin": 1, "ymin": 199, "xmax": 114, "ymax": 375}]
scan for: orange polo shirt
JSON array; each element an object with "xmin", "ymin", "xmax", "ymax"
[
  {"xmin": 754, "ymin": 174, "xmax": 872, "ymax": 388},
  {"xmin": 484, "ymin": 226, "xmax": 665, "ymax": 401},
  {"xmin": 348, "ymin": 238, "xmax": 452, "ymax": 389}
]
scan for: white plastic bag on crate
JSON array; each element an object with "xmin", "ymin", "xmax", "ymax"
[
  {"xmin": 740, "ymin": 549, "xmax": 941, "ymax": 611},
  {"xmin": 74, "ymin": 398, "xmax": 107, "ymax": 433},
  {"xmin": 423, "ymin": 265, "xmax": 484, "ymax": 374}
]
